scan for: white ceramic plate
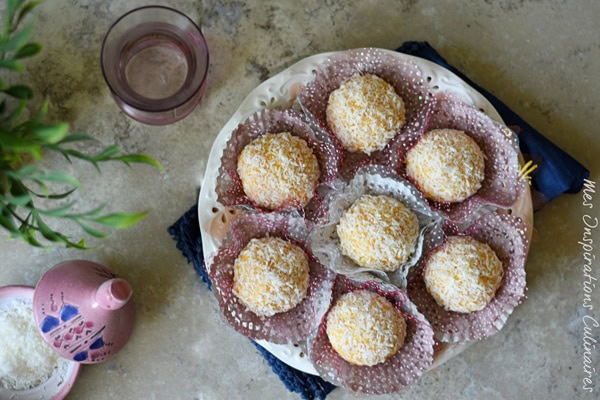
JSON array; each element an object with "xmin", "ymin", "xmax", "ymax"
[
  {"xmin": 198, "ymin": 49, "xmax": 533, "ymax": 375},
  {"xmin": 0, "ymin": 285, "xmax": 80, "ymax": 400}
]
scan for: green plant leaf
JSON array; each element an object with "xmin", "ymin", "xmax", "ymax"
[
  {"xmin": 32, "ymin": 214, "xmax": 87, "ymax": 249},
  {"xmin": 31, "ymin": 179, "xmax": 48, "ymax": 195},
  {"xmin": 0, "ymin": 59, "xmax": 24, "ymax": 72},
  {"xmin": 32, "ymin": 213, "xmax": 61, "ymax": 242},
  {"xmin": 30, "ymin": 187, "xmax": 77, "ymax": 199},
  {"xmin": 21, "ymin": 228, "xmax": 44, "ymax": 247},
  {"xmin": 8, "ymin": 176, "xmax": 29, "ymax": 194},
  {"xmin": 57, "ymin": 133, "xmax": 95, "ymax": 144},
  {"xmin": 0, "ymin": 133, "xmax": 42, "ymax": 158},
  {"xmin": 51, "ymin": 148, "xmax": 93, "ymax": 161},
  {"xmin": 0, "ymin": 193, "xmax": 31, "ymax": 206},
  {"xmin": 32, "ymin": 122, "xmax": 69, "ymax": 143},
  {"xmin": 0, "ymin": 21, "xmax": 33, "ymax": 51},
  {"xmin": 78, "ymin": 222, "xmax": 107, "ymax": 239},
  {"xmin": 95, "ymin": 145, "xmax": 121, "ymax": 159},
  {"xmin": 32, "ymin": 171, "xmax": 80, "ymax": 187},
  {"xmin": 76, "ymin": 204, "xmax": 106, "ymax": 218},
  {"xmin": 43, "ymin": 145, "xmax": 101, "ymax": 170},
  {"xmin": 91, "ymin": 211, "xmax": 148, "ymax": 229},
  {"xmin": 3, "ymin": 84, "xmax": 33, "ymax": 99},
  {"xmin": 6, "ymin": 0, "xmax": 25, "ymax": 23},
  {"xmin": 65, "ymin": 238, "xmax": 87, "ymax": 250},
  {"xmin": 14, "ymin": 1, "xmax": 41, "ymax": 28},
  {"xmin": 14, "ymin": 214, "xmax": 41, "ymax": 247},
  {"xmin": 30, "ymin": 98, "xmax": 48, "ymax": 122},
  {"xmin": 7, "ymin": 164, "xmax": 38, "ymax": 179},
  {"xmin": 14, "ymin": 42, "xmax": 40, "ymax": 58},
  {"xmin": 3, "ymin": 99, "xmax": 27, "ymax": 123},
  {"xmin": 112, "ymin": 154, "xmax": 165, "ymax": 172},
  {"xmin": 36, "ymin": 203, "xmax": 75, "ymax": 217},
  {"xmin": 0, "ymin": 208, "xmax": 18, "ymax": 232}
]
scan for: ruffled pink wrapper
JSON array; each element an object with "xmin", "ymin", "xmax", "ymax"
[
  {"xmin": 309, "ymin": 276, "xmax": 434, "ymax": 394},
  {"xmin": 309, "ymin": 164, "xmax": 442, "ymax": 288},
  {"xmin": 215, "ymin": 108, "xmax": 342, "ymax": 222},
  {"xmin": 391, "ymin": 94, "xmax": 521, "ymax": 223},
  {"xmin": 208, "ymin": 213, "xmax": 335, "ymax": 343},
  {"xmin": 407, "ymin": 211, "xmax": 528, "ymax": 342},
  {"xmin": 297, "ymin": 48, "xmax": 433, "ymax": 179}
]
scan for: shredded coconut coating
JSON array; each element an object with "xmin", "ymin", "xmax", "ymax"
[
  {"xmin": 326, "ymin": 74, "xmax": 406, "ymax": 154},
  {"xmin": 326, "ymin": 290, "xmax": 407, "ymax": 366},
  {"xmin": 337, "ymin": 194, "xmax": 419, "ymax": 271},
  {"xmin": 405, "ymin": 129, "xmax": 485, "ymax": 203},
  {"xmin": 424, "ymin": 236, "xmax": 504, "ymax": 313},
  {"xmin": 237, "ymin": 132, "xmax": 320, "ymax": 210},
  {"xmin": 232, "ymin": 237, "xmax": 310, "ymax": 317},
  {"xmin": 0, "ymin": 301, "xmax": 60, "ymax": 390}
]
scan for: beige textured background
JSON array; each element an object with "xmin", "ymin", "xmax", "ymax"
[{"xmin": 0, "ymin": 0, "xmax": 599, "ymax": 399}]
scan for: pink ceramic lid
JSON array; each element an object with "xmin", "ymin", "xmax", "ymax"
[
  {"xmin": 0, "ymin": 285, "xmax": 80, "ymax": 400},
  {"xmin": 32, "ymin": 260, "xmax": 136, "ymax": 364}
]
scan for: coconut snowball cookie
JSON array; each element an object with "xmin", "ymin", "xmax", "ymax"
[
  {"xmin": 311, "ymin": 277, "xmax": 436, "ymax": 394},
  {"xmin": 237, "ymin": 132, "xmax": 320, "ymax": 210},
  {"xmin": 424, "ymin": 236, "xmax": 504, "ymax": 313},
  {"xmin": 405, "ymin": 129, "xmax": 485, "ymax": 203},
  {"xmin": 326, "ymin": 290, "xmax": 407, "ymax": 366},
  {"xmin": 232, "ymin": 237, "xmax": 310, "ymax": 317},
  {"xmin": 326, "ymin": 74, "xmax": 406, "ymax": 154},
  {"xmin": 337, "ymin": 194, "xmax": 419, "ymax": 271}
]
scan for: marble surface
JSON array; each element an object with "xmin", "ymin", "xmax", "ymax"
[{"xmin": 0, "ymin": 0, "xmax": 599, "ymax": 399}]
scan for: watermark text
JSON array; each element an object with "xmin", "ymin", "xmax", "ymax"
[{"xmin": 580, "ymin": 179, "xmax": 598, "ymax": 393}]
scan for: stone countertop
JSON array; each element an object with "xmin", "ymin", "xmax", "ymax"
[{"xmin": 0, "ymin": 0, "xmax": 599, "ymax": 399}]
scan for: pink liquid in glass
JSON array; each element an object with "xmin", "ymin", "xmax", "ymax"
[{"xmin": 101, "ymin": 7, "xmax": 209, "ymax": 125}]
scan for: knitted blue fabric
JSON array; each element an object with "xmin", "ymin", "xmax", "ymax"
[
  {"xmin": 167, "ymin": 205, "xmax": 336, "ymax": 400},
  {"xmin": 167, "ymin": 204, "xmax": 212, "ymax": 290},
  {"xmin": 169, "ymin": 42, "xmax": 589, "ymax": 400}
]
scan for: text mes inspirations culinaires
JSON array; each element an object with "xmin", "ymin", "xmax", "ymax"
[{"xmin": 580, "ymin": 178, "xmax": 598, "ymax": 393}]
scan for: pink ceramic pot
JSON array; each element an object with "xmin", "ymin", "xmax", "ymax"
[{"xmin": 33, "ymin": 260, "xmax": 135, "ymax": 364}]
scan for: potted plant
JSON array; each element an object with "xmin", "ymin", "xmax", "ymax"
[{"xmin": 0, "ymin": 0, "xmax": 163, "ymax": 249}]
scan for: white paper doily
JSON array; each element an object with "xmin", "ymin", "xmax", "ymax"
[{"xmin": 198, "ymin": 49, "xmax": 533, "ymax": 375}]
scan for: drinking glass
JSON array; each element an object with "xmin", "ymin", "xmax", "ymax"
[{"xmin": 101, "ymin": 6, "xmax": 209, "ymax": 125}]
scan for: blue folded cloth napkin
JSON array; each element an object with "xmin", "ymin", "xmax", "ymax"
[{"xmin": 168, "ymin": 41, "xmax": 589, "ymax": 400}]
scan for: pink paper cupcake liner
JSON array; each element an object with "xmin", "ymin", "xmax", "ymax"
[
  {"xmin": 407, "ymin": 211, "xmax": 528, "ymax": 342},
  {"xmin": 393, "ymin": 94, "xmax": 521, "ymax": 223},
  {"xmin": 208, "ymin": 213, "xmax": 335, "ymax": 344},
  {"xmin": 309, "ymin": 276, "xmax": 434, "ymax": 394},
  {"xmin": 216, "ymin": 108, "xmax": 342, "ymax": 222},
  {"xmin": 297, "ymin": 48, "xmax": 432, "ymax": 179}
]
